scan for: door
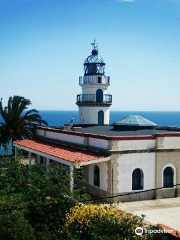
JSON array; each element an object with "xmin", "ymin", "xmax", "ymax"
[
  {"xmin": 96, "ymin": 89, "xmax": 103, "ymax": 102},
  {"xmin": 98, "ymin": 111, "xmax": 104, "ymax": 126}
]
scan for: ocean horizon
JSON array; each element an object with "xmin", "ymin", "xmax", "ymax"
[
  {"xmin": 1, "ymin": 110, "xmax": 180, "ymax": 127},
  {"xmin": 37, "ymin": 111, "xmax": 180, "ymax": 127}
]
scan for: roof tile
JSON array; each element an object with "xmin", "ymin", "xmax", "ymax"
[{"xmin": 13, "ymin": 139, "xmax": 107, "ymax": 163}]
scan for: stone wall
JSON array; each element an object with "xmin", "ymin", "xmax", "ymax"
[
  {"xmin": 113, "ymin": 189, "xmax": 156, "ymax": 202},
  {"xmin": 86, "ymin": 183, "xmax": 111, "ymax": 198},
  {"xmin": 82, "ymin": 151, "xmax": 180, "ymax": 202},
  {"xmin": 155, "ymin": 151, "xmax": 180, "ymax": 198}
]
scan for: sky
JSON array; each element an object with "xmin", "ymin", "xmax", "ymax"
[{"xmin": 0, "ymin": 0, "xmax": 180, "ymax": 111}]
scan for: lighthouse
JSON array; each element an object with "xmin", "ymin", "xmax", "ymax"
[{"xmin": 76, "ymin": 40, "xmax": 112, "ymax": 125}]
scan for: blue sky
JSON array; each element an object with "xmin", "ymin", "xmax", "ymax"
[{"xmin": 0, "ymin": 0, "xmax": 180, "ymax": 111}]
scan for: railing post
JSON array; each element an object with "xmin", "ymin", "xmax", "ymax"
[
  {"xmin": 46, "ymin": 158, "xmax": 50, "ymax": 173},
  {"xmin": 15, "ymin": 147, "xmax": 18, "ymax": 161},
  {"xmin": 29, "ymin": 152, "xmax": 32, "ymax": 168},
  {"xmin": 70, "ymin": 166, "xmax": 74, "ymax": 191}
]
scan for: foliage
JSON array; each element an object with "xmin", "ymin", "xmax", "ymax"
[
  {"xmin": 64, "ymin": 203, "xmax": 168, "ymax": 240},
  {"xmin": 0, "ymin": 158, "xmax": 89, "ymax": 240},
  {"xmin": 0, "ymin": 95, "xmax": 47, "ymax": 145},
  {"xmin": 0, "ymin": 158, "xmax": 169, "ymax": 240}
]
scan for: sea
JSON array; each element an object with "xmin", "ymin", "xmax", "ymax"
[
  {"xmin": 38, "ymin": 111, "xmax": 180, "ymax": 127},
  {"xmin": 1, "ymin": 111, "xmax": 180, "ymax": 127}
]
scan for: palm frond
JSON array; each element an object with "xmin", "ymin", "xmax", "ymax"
[
  {"xmin": 24, "ymin": 109, "xmax": 39, "ymax": 116},
  {"xmin": 0, "ymin": 95, "xmax": 48, "ymax": 142}
]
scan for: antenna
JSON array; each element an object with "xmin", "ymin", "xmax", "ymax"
[{"xmin": 91, "ymin": 38, "xmax": 98, "ymax": 50}]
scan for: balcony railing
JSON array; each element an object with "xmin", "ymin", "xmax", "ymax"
[
  {"xmin": 76, "ymin": 94, "xmax": 112, "ymax": 104},
  {"xmin": 79, "ymin": 76, "xmax": 110, "ymax": 85}
]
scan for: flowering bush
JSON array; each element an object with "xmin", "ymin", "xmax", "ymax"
[{"xmin": 64, "ymin": 204, "xmax": 168, "ymax": 240}]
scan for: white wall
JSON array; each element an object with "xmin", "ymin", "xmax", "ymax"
[
  {"xmin": 117, "ymin": 153, "xmax": 155, "ymax": 192},
  {"xmin": 159, "ymin": 137, "xmax": 180, "ymax": 149},
  {"xmin": 115, "ymin": 139, "xmax": 156, "ymax": 151},
  {"xmin": 80, "ymin": 75, "xmax": 109, "ymax": 85},
  {"xmin": 79, "ymin": 106, "xmax": 110, "ymax": 124},
  {"xmin": 89, "ymin": 162, "xmax": 108, "ymax": 191},
  {"xmin": 89, "ymin": 138, "xmax": 109, "ymax": 149},
  {"xmin": 36, "ymin": 129, "xmax": 84, "ymax": 145},
  {"xmin": 37, "ymin": 128, "xmax": 109, "ymax": 149},
  {"xmin": 82, "ymin": 86, "xmax": 107, "ymax": 94},
  {"xmin": 36, "ymin": 129, "xmax": 45, "ymax": 137},
  {"xmin": 46, "ymin": 131, "xmax": 84, "ymax": 145}
]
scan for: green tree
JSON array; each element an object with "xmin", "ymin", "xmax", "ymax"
[
  {"xmin": 0, "ymin": 96, "xmax": 47, "ymax": 146},
  {"xmin": 0, "ymin": 158, "xmax": 89, "ymax": 240}
]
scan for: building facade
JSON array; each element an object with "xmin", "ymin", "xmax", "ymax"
[{"xmin": 14, "ymin": 125, "xmax": 180, "ymax": 202}]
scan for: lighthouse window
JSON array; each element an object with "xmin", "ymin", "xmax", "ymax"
[
  {"xmin": 98, "ymin": 76, "xmax": 102, "ymax": 83},
  {"xmin": 132, "ymin": 168, "xmax": 144, "ymax": 190},
  {"xmin": 94, "ymin": 165, "xmax": 100, "ymax": 187},
  {"xmin": 163, "ymin": 167, "xmax": 174, "ymax": 188}
]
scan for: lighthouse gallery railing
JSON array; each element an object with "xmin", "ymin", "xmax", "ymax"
[{"xmin": 76, "ymin": 94, "xmax": 112, "ymax": 104}]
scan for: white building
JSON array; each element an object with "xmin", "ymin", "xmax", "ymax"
[{"xmin": 13, "ymin": 43, "xmax": 180, "ymax": 202}]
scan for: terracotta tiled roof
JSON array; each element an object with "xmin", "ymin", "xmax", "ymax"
[
  {"xmin": 159, "ymin": 224, "xmax": 180, "ymax": 238},
  {"xmin": 13, "ymin": 139, "xmax": 107, "ymax": 164}
]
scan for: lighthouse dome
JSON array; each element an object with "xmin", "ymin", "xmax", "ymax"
[
  {"xmin": 84, "ymin": 41, "xmax": 105, "ymax": 76},
  {"xmin": 84, "ymin": 49, "xmax": 105, "ymax": 64}
]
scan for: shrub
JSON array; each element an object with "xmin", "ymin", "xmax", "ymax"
[{"xmin": 64, "ymin": 204, "xmax": 168, "ymax": 240}]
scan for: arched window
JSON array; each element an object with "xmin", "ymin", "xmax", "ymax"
[
  {"xmin": 163, "ymin": 167, "xmax": 174, "ymax": 188},
  {"xmin": 132, "ymin": 168, "xmax": 144, "ymax": 190},
  {"xmin": 94, "ymin": 165, "xmax": 100, "ymax": 187}
]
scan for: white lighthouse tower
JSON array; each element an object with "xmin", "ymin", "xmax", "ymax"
[{"xmin": 76, "ymin": 40, "xmax": 112, "ymax": 125}]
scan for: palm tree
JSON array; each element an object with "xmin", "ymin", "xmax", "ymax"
[{"xmin": 0, "ymin": 96, "xmax": 48, "ymax": 146}]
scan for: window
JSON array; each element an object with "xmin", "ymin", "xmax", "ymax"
[
  {"xmin": 163, "ymin": 167, "xmax": 174, "ymax": 188},
  {"xmin": 98, "ymin": 76, "xmax": 102, "ymax": 83},
  {"xmin": 132, "ymin": 168, "xmax": 144, "ymax": 190},
  {"xmin": 94, "ymin": 165, "xmax": 100, "ymax": 187}
]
